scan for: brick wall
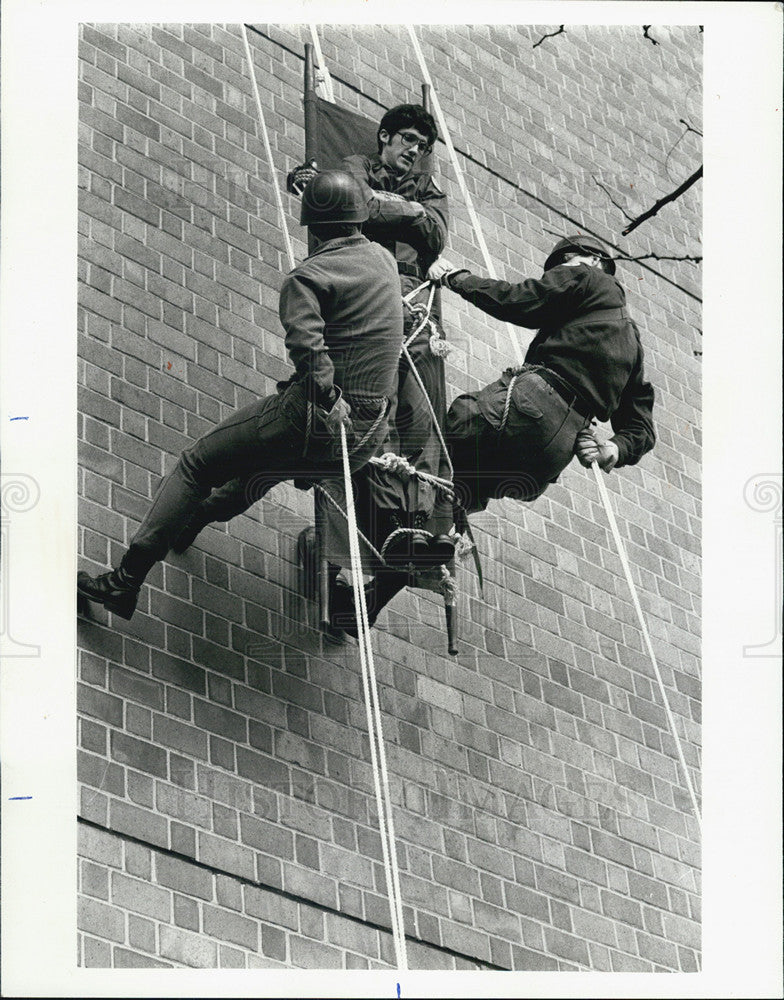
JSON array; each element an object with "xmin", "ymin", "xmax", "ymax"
[{"xmin": 77, "ymin": 22, "xmax": 702, "ymax": 971}]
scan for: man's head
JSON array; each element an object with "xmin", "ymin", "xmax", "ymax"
[
  {"xmin": 300, "ymin": 170, "xmax": 369, "ymax": 241},
  {"xmin": 377, "ymin": 104, "xmax": 438, "ymax": 175},
  {"xmin": 544, "ymin": 234, "xmax": 616, "ymax": 275}
]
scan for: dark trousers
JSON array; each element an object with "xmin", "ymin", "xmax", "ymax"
[
  {"xmin": 447, "ymin": 368, "xmax": 590, "ymax": 513},
  {"xmin": 120, "ymin": 383, "xmax": 386, "ymax": 582}
]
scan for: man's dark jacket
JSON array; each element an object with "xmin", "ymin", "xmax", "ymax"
[{"xmin": 447, "ymin": 262, "xmax": 655, "ymax": 466}]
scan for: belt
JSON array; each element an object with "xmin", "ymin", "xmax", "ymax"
[
  {"xmin": 397, "ymin": 261, "xmax": 422, "ymax": 279},
  {"xmin": 536, "ymin": 368, "xmax": 594, "ymax": 420}
]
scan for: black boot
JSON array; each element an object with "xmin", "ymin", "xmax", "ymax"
[
  {"xmin": 77, "ymin": 566, "xmax": 142, "ymax": 620},
  {"xmin": 426, "ymin": 533, "xmax": 456, "ymax": 566},
  {"xmin": 327, "ymin": 577, "xmax": 359, "ymax": 640},
  {"xmin": 380, "ymin": 512, "xmax": 431, "ymax": 567}
]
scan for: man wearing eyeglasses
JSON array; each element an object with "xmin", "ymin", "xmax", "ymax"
[{"xmin": 287, "ymin": 105, "xmax": 455, "ymax": 633}]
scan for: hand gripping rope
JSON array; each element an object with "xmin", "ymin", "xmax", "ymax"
[
  {"xmin": 406, "ymin": 25, "xmax": 702, "ymax": 832},
  {"xmin": 242, "ymin": 27, "xmax": 409, "ymax": 967}
]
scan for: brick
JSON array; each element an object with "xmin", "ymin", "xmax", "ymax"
[
  {"xmin": 108, "ymin": 664, "xmax": 164, "ymax": 711},
  {"xmin": 504, "ymin": 882, "xmax": 550, "ymax": 921},
  {"xmin": 160, "ymin": 925, "xmax": 218, "ymax": 968},
  {"xmin": 198, "ymin": 831, "xmax": 255, "ymax": 882},
  {"xmin": 153, "ymin": 714, "xmax": 209, "ymax": 760},
  {"xmin": 156, "ymin": 784, "xmax": 212, "ymax": 829},
  {"xmin": 202, "ymin": 904, "xmax": 259, "ymax": 951},
  {"xmin": 78, "ymin": 896, "xmax": 125, "ymax": 943},
  {"xmin": 244, "ymin": 885, "xmax": 299, "ymax": 931},
  {"xmin": 78, "ymin": 683, "xmax": 124, "ymax": 727},
  {"xmin": 110, "ymin": 799, "xmax": 168, "ymax": 850},
  {"xmin": 289, "ymin": 935, "xmax": 343, "ymax": 969},
  {"xmin": 543, "ymin": 926, "xmax": 590, "ymax": 967},
  {"xmin": 82, "ymin": 934, "xmax": 112, "ymax": 967},
  {"xmin": 440, "ymin": 920, "xmax": 492, "ymax": 964},
  {"xmin": 150, "ymin": 649, "xmax": 206, "ymax": 694},
  {"xmin": 81, "ymin": 859, "xmax": 110, "ymax": 900},
  {"xmin": 193, "ymin": 698, "xmax": 247, "ymax": 742},
  {"xmin": 627, "ymin": 870, "xmax": 670, "ymax": 910},
  {"xmin": 239, "ymin": 812, "xmax": 294, "ymax": 859},
  {"xmin": 155, "ymin": 852, "xmax": 213, "ymax": 901},
  {"xmin": 78, "ymin": 750, "xmax": 125, "ymax": 797},
  {"xmin": 111, "ymin": 732, "xmax": 168, "ymax": 779}
]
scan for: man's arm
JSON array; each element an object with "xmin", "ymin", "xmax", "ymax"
[
  {"xmin": 608, "ymin": 366, "xmax": 656, "ymax": 467},
  {"xmin": 278, "ymin": 272, "xmax": 336, "ymax": 406},
  {"xmin": 342, "ymin": 156, "xmax": 448, "ymax": 259},
  {"xmin": 431, "ymin": 259, "xmax": 582, "ymax": 329},
  {"xmin": 405, "ymin": 175, "xmax": 448, "ymax": 260}
]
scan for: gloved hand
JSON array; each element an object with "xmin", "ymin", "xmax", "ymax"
[
  {"xmin": 286, "ymin": 159, "xmax": 319, "ymax": 195},
  {"xmin": 427, "ymin": 257, "xmax": 468, "ymax": 287},
  {"xmin": 574, "ymin": 428, "xmax": 619, "ymax": 472},
  {"xmin": 319, "ymin": 387, "xmax": 353, "ymax": 441}
]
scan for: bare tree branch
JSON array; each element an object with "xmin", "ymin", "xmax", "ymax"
[
  {"xmin": 679, "ymin": 118, "xmax": 703, "ymax": 138},
  {"xmin": 664, "ymin": 120, "xmax": 703, "ymax": 180},
  {"xmin": 617, "ymin": 254, "xmax": 702, "ymax": 264},
  {"xmin": 642, "ymin": 26, "xmax": 660, "ymax": 46},
  {"xmin": 593, "ymin": 175, "xmax": 635, "ymax": 222},
  {"xmin": 533, "ymin": 25, "xmax": 565, "ymax": 49},
  {"xmin": 621, "ymin": 166, "xmax": 703, "ymax": 236}
]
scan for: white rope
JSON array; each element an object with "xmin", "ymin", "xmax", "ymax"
[
  {"xmin": 308, "ymin": 24, "xmax": 335, "ymax": 102},
  {"xmin": 406, "ymin": 25, "xmax": 525, "ymax": 367},
  {"xmin": 340, "ymin": 425, "xmax": 408, "ymax": 969},
  {"xmin": 591, "ymin": 462, "xmax": 702, "ymax": 836},
  {"xmin": 245, "ymin": 27, "xmax": 407, "ymax": 957},
  {"xmin": 401, "ymin": 342, "xmax": 454, "ymax": 478},
  {"xmin": 241, "ymin": 25, "xmax": 297, "ymax": 271}
]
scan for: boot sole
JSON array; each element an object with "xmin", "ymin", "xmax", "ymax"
[{"xmin": 77, "ymin": 573, "xmax": 137, "ymax": 620}]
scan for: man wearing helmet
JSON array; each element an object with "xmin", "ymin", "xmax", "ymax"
[
  {"xmin": 77, "ymin": 172, "xmax": 404, "ymax": 621},
  {"xmin": 289, "ymin": 105, "xmax": 453, "ymax": 551},
  {"xmin": 428, "ymin": 234, "xmax": 656, "ymax": 513}
]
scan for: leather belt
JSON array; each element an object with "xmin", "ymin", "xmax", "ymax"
[
  {"xmin": 537, "ymin": 368, "xmax": 594, "ymax": 420},
  {"xmin": 397, "ymin": 261, "xmax": 421, "ymax": 278}
]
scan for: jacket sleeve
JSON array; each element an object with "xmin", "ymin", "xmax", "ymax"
[
  {"xmin": 342, "ymin": 156, "xmax": 447, "ymax": 258},
  {"xmin": 405, "ymin": 175, "xmax": 448, "ymax": 261},
  {"xmin": 609, "ymin": 340, "xmax": 656, "ymax": 466},
  {"xmin": 448, "ymin": 265, "xmax": 582, "ymax": 328},
  {"xmin": 278, "ymin": 271, "xmax": 335, "ymax": 406}
]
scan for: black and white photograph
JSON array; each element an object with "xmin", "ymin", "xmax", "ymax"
[{"xmin": 1, "ymin": 2, "xmax": 781, "ymax": 996}]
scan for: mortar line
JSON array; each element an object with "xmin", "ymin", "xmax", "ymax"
[{"xmin": 78, "ymin": 815, "xmax": 509, "ymax": 970}]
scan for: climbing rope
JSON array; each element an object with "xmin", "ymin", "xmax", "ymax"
[
  {"xmin": 400, "ymin": 341, "xmax": 454, "ymax": 479},
  {"xmin": 244, "ymin": 31, "xmax": 409, "ymax": 965},
  {"xmin": 308, "ymin": 24, "xmax": 335, "ymax": 101},
  {"xmin": 406, "ymin": 25, "xmax": 526, "ymax": 368},
  {"xmin": 340, "ymin": 425, "xmax": 409, "ymax": 969},
  {"xmin": 241, "ymin": 25, "xmax": 296, "ymax": 271},
  {"xmin": 591, "ymin": 463, "xmax": 702, "ymax": 833},
  {"xmin": 407, "ymin": 26, "xmax": 700, "ymax": 830}
]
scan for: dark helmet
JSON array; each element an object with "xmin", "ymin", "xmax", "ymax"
[
  {"xmin": 300, "ymin": 170, "xmax": 369, "ymax": 226},
  {"xmin": 544, "ymin": 234, "xmax": 616, "ymax": 275}
]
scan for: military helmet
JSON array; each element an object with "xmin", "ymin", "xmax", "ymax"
[
  {"xmin": 544, "ymin": 234, "xmax": 616, "ymax": 275},
  {"xmin": 300, "ymin": 170, "xmax": 369, "ymax": 226}
]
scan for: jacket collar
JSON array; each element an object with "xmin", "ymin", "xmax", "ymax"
[{"xmin": 305, "ymin": 233, "xmax": 368, "ymax": 260}]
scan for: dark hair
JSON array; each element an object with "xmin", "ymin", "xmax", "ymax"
[
  {"xmin": 308, "ymin": 221, "xmax": 362, "ymax": 241},
  {"xmin": 377, "ymin": 104, "xmax": 438, "ymax": 153}
]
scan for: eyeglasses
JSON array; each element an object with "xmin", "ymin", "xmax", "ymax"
[{"xmin": 396, "ymin": 131, "xmax": 432, "ymax": 154}]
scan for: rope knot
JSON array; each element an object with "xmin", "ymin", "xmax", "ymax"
[{"xmin": 429, "ymin": 332, "xmax": 452, "ymax": 358}]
